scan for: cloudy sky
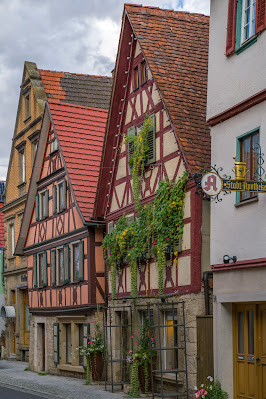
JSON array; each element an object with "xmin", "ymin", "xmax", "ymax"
[{"xmin": 0, "ymin": 0, "xmax": 210, "ymax": 180}]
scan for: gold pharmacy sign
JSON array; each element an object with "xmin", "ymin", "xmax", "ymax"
[{"xmin": 201, "ymin": 157, "xmax": 266, "ymax": 197}]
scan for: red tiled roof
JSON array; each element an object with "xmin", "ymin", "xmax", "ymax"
[
  {"xmin": 38, "ymin": 69, "xmax": 113, "ymax": 110},
  {"xmin": 125, "ymin": 5, "xmax": 210, "ymax": 172},
  {"xmin": 0, "ymin": 202, "xmax": 4, "ymax": 248},
  {"xmin": 49, "ymin": 101, "xmax": 108, "ymax": 222}
]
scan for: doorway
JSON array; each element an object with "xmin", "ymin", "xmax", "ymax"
[{"xmin": 233, "ymin": 303, "xmax": 266, "ymax": 399}]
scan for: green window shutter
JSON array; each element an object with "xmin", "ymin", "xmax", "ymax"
[
  {"xmin": 51, "ymin": 250, "xmax": 56, "ymax": 286},
  {"xmin": 63, "ymin": 244, "xmax": 70, "ymax": 283},
  {"xmin": 146, "ymin": 114, "xmax": 156, "ymax": 165},
  {"xmin": 127, "ymin": 126, "xmax": 136, "ymax": 172},
  {"xmin": 33, "ymin": 253, "xmax": 38, "ymax": 288},
  {"xmin": 35, "ymin": 194, "xmax": 39, "ymax": 221},
  {"xmin": 44, "ymin": 251, "xmax": 48, "ymax": 286},
  {"xmin": 53, "ymin": 322, "xmax": 60, "ymax": 365},
  {"xmin": 53, "ymin": 185, "xmax": 57, "ymax": 214},
  {"xmin": 83, "ymin": 323, "xmax": 90, "ymax": 369},
  {"xmin": 235, "ymin": 0, "xmax": 243, "ymax": 51},
  {"xmin": 62, "ymin": 180, "xmax": 67, "ymax": 210},
  {"xmin": 79, "ymin": 240, "xmax": 84, "ymax": 281},
  {"xmin": 44, "ymin": 190, "xmax": 49, "ymax": 218}
]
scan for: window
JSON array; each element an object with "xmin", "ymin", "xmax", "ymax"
[
  {"xmin": 127, "ymin": 113, "xmax": 156, "ymax": 170},
  {"xmin": 140, "ymin": 61, "xmax": 147, "ymax": 85},
  {"xmin": 238, "ymin": 129, "xmax": 259, "ymax": 201},
  {"xmin": 35, "ymin": 190, "xmax": 49, "ymax": 221},
  {"xmin": 16, "ymin": 141, "xmax": 26, "ymax": 185},
  {"xmin": 53, "ymin": 180, "xmax": 67, "ymax": 214},
  {"xmin": 50, "ymin": 138, "xmax": 58, "ymax": 153},
  {"xmin": 28, "ymin": 130, "xmax": 40, "ymax": 167},
  {"xmin": 9, "ymin": 223, "xmax": 15, "ymax": 257},
  {"xmin": 164, "ymin": 312, "xmax": 178, "ymax": 370},
  {"xmin": 226, "ymin": 0, "xmax": 266, "ymax": 55},
  {"xmin": 241, "ymin": 0, "xmax": 257, "ymax": 43},
  {"xmin": 58, "ymin": 248, "xmax": 64, "ymax": 285},
  {"xmin": 133, "ymin": 66, "xmax": 139, "ymax": 90},
  {"xmin": 71, "ymin": 241, "xmax": 84, "ymax": 282},
  {"xmin": 24, "ymin": 92, "xmax": 31, "ymax": 120},
  {"xmin": 39, "ymin": 252, "xmax": 47, "ymax": 286},
  {"xmin": 33, "ymin": 252, "xmax": 48, "ymax": 287}
]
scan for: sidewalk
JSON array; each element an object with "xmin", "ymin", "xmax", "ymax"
[{"xmin": 0, "ymin": 360, "xmax": 139, "ymax": 399}]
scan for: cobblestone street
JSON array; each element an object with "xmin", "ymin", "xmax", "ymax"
[{"xmin": 0, "ymin": 360, "xmax": 139, "ymax": 399}]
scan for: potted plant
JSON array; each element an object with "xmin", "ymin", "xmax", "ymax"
[{"xmin": 79, "ymin": 319, "xmax": 104, "ymax": 384}]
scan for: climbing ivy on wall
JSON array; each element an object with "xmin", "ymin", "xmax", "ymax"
[{"xmin": 102, "ymin": 115, "xmax": 188, "ymax": 299}]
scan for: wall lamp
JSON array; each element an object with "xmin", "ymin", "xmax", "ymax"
[{"xmin": 223, "ymin": 255, "xmax": 237, "ymax": 264}]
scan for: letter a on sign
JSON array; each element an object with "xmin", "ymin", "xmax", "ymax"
[{"xmin": 201, "ymin": 172, "xmax": 222, "ymax": 196}]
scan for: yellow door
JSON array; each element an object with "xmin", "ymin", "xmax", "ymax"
[
  {"xmin": 257, "ymin": 304, "xmax": 266, "ymax": 399},
  {"xmin": 233, "ymin": 304, "xmax": 266, "ymax": 399}
]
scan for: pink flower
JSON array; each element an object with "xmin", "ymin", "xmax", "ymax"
[
  {"xmin": 138, "ymin": 331, "xmax": 140, "ymax": 335},
  {"xmin": 151, "ymin": 338, "xmax": 154, "ymax": 342},
  {"xmin": 131, "ymin": 335, "xmax": 134, "ymax": 339},
  {"xmin": 135, "ymin": 341, "xmax": 138, "ymax": 345},
  {"xmin": 91, "ymin": 321, "xmax": 94, "ymax": 324},
  {"xmin": 129, "ymin": 350, "xmax": 133, "ymax": 353}
]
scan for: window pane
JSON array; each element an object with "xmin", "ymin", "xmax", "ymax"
[
  {"xmin": 39, "ymin": 254, "xmax": 44, "ymax": 285},
  {"xmin": 248, "ymin": 311, "xmax": 254, "ymax": 355},
  {"xmin": 134, "ymin": 67, "xmax": 139, "ymax": 89},
  {"xmin": 59, "ymin": 249, "xmax": 64, "ymax": 283},
  {"xmin": 238, "ymin": 311, "xmax": 244, "ymax": 354},
  {"xmin": 73, "ymin": 244, "xmax": 80, "ymax": 280}
]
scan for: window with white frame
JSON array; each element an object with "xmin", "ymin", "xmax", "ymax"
[
  {"xmin": 9, "ymin": 223, "xmax": 15, "ymax": 257},
  {"xmin": 33, "ymin": 252, "xmax": 47, "ymax": 287},
  {"xmin": 53, "ymin": 180, "xmax": 67, "ymax": 214},
  {"xmin": 24, "ymin": 92, "xmax": 31, "ymax": 120},
  {"xmin": 16, "ymin": 141, "xmax": 26, "ymax": 185},
  {"xmin": 58, "ymin": 248, "xmax": 64, "ymax": 285},
  {"xmin": 50, "ymin": 138, "xmax": 58, "ymax": 153},
  {"xmin": 241, "ymin": 0, "xmax": 257, "ymax": 43},
  {"xmin": 35, "ymin": 190, "xmax": 49, "ymax": 221},
  {"xmin": 71, "ymin": 241, "xmax": 84, "ymax": 281}
]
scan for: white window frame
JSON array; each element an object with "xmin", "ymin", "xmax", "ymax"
[
  {"xmin": 57, "ymin": 247, "xmax": 64, "ymax": 285},
  {"xmin": 71, "ymin": 241, "xmax": 80, "ymax": 282},
  {"xmin": 39, "ymin": 190, "xmax": 47, "ymax": 220},
  {"xmin": 163, "ymin": 312, "xmax": 177, "ymax": 370},
  {"xmin": 10, "ymin": 224, "xmax": 15, "ymax": 256},
  {"xmin": 50, "ymin": 138, "xmax": 58, "ymax": 153},
  {"xmin": 241, "ymin": 0, "xmax": 257, "ymax": 44}
]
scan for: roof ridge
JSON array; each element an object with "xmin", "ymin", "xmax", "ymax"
[
  {"xmin": 125, "ymin": 4, "xmax": 209, "ymax": 18},
  {"xmin": 48, "ymin": 100, "xmax": 109, "ymax": 114},
  {"xmin": 38, "ymin": 68, "xmax": 112, "ymax": 80}
]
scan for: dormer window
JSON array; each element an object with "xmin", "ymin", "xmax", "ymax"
[{"xmin": 51, "ymin": 138, "xmax": 58, "ymax": 153}]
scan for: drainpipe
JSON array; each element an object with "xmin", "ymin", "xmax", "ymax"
[{"xmin": 203, "ymin": 271, "xmax": 213, "ymax": 316}]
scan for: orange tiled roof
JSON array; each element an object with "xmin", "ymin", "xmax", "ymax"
[
  {"xmin": 38, "ymin": 69, "xmax": 112, "ymax": 110},
  {"xmin": 48, "ymin": 101, "xmax": 108, "ymax": 222},
  {"xmin": 125, "ymin": 4, "xmax": 210, "ymax": 172}
]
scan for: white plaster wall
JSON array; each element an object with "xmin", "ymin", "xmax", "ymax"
[
  {"xmin": 210, "ymin": 101, "xmax": 266, "ymax": 265},
  {"xmin": 207, "ymin": 0, "xmax": 266, "ymax": 119}
]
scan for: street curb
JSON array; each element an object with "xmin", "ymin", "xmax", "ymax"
[{"xmin": 0, "ymin": 380, "xmax": 66, "ymax": 399}]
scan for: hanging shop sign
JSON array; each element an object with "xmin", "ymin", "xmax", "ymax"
[{"xmin": 195, "ymin": 144, "xmax": 266, "ymax": 202}]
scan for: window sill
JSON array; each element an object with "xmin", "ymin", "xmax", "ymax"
[
  {"xmin": 23, "ymin": 116, "xmax": 31, "ymax": 124},
  {"xmin": 57, "ymin": 364, "xmax": 85, "ymax": 373},
  {"xmin": 235, "ymin": 196, "xmax": 258, "ymax": 207},
  {"xmin": 235, "ymin": 35, "xmax": 258, "ymax": 55},
  {"xmin": 17, "ymin": 182, "xmax": 26, "ymax": 189}
]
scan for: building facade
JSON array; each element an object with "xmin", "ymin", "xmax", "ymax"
[
  {"xmin": 207, "ymin": 1, "xmax": 266, "ymax": 398},
  {"xmin": 2, "ymin": 61, "xmax": 112, "ymax": 361},
  {"xmin": 95, "ymin": 5, "xmax": 212, "ymax": 395},
  {"xmin": 16, "ymin": 100, "xmax": 109, "ymax": 376},
  {"xmin": 0, "ymin": 181, "xmax": 5, "ymax": 348}
]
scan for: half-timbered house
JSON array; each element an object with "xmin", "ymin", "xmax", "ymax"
[
  {"xmin": 15, "ymin": 100, "xmax": 109, "ymax": 376},
  {"xmin": 94, "ymin": 5, "xmax": 211, "ymax": 395},
  {"xmin": 1, "ymin": 61, "xmax": 112, "ymax": 362}
]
